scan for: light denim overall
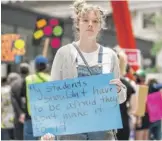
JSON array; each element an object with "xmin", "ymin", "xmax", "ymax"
[
  {"xmin": 76, "ymin": 46, "xmax": 107, "ymax": 140},
  {"xmin": 57, "ymin": 45, "xmax": 115, "ymax": 140}
]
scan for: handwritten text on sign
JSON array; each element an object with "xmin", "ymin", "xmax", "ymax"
[{"xmin": 29, "ymin": 73, "xmax": 123, "ymax": 137}]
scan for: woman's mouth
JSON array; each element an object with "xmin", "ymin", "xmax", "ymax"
[{"xmin": 87, "ymin": 29, "xmax": 93, "ymax": 32}]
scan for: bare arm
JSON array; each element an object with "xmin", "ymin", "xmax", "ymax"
[
  {"xmin": 112, "ymin": 52, "xmax": 127, "ymax": 104},
  {"xmin": 50, "ymin": 49, "xmax": 63, "ymax": 81}
]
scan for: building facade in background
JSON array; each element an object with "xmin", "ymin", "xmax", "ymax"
[{"xmin": 1, "ymin": 1, "xmax": 162, "ymax": 75}]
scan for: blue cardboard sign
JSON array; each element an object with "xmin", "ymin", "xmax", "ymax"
[{"xmin": 29, "ymin": 73, "xmax": 123, "ymax": 137}]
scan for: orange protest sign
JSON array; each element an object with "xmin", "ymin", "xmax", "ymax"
[{"xmin": 1, "ymin": 34, "xmax": 26, "ymax": 62}]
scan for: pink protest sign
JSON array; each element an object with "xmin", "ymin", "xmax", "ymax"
[{"xmin": 147, "ymin": 91, "xmax": 162, "ymax": 123}]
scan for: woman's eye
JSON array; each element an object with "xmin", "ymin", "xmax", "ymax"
[
  {"xmin": 83, "ymin": 19, "xmax": 88, "ymax": 22},
  {"xmin": 93, "ymin": 20, "xmax": 99, "ymax": 23}
]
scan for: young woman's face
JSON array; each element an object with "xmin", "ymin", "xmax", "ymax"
[{"xmin": 78, "ymin": 10, "xmax": 101, "ymax": 39}]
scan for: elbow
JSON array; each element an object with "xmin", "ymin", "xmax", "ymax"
[{"xmin": 118, "ymin": 85, "xmax": 127, "ymax": 104}]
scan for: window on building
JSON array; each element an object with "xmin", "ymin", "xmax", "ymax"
[
  {"xmin": 143, "ymin": 11, "xmax": 162, "ymax": 31},
  {"xmin": 143, "ymin": 13, "xmax": 156, "ymax": 29}
]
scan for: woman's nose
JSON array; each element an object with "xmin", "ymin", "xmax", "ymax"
[{"xmin": 88, "ymin": 21, "xmax": 93, "ymax": 26}]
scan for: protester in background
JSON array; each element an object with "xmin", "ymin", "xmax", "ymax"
[
  {"xmin": 125, "ymin": 65, "xmax": 137, "ymax": 140},
  {"xmin": 1, "ymin": 77, "xmax": 14, "ymax": 140},
  {"xmin": 134, "ymin": 69, "xmax": 150, "ymax": 140},
  {"xmin": 11, "ymin": 63, "xmax": 30, "ymax": 140},
  {"xmin": 48, "ymin": 0, "xmax": 127, "ymax": 140},
  {"xmin": 113, "ymin": 47, "xmax": 137, "ymax": 140},
  {"xmin": 21, "ymin": 55, "xmax": 50, "ymax": 140},
  {"xmin": 153, "ymin": 83, "xmax": 162, "ymax": 90},
  {"xmin": 1, "ymin": 73, "xmax": 20, "ymax": 140},
  {"xmin": 147, "ymin": 79, "xmax": 162, "ymax": 140}
]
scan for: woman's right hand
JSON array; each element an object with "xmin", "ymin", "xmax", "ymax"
[{"xmin": 40, "ymin": 133, "xmax": 55, "ymax": 140}]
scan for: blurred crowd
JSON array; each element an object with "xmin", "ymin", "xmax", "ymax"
[
  {"xmin": 1, "ymin": 55, "xmax": 50, "ymax": 140},
  {"xmin": 1, "ymin": 0, "xmax": 162, "ymax": 140},
  {"xmin": 1, "ymin": 50, "xmax": 162, "ymax": 140}
]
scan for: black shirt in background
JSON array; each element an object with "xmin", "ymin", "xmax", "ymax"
[
  {"xmin": 117, "ymin": 77, "xmax": 136, "ymax": 140},
  {"xmin": 120, "ymin": 77, "xmax": 136, "ymax": 128}
]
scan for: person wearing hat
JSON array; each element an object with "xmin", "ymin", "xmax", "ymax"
[
  {"xmin": 134, "ymin": 69, "xmax": 146, "ymax": 84},
  {"xmin": 134, "ymin": 69, "xmax": 150, "ymax": 140},
  {"xmin": 20, "ymin": 55, "xmax": 50, "ymax": 140}
]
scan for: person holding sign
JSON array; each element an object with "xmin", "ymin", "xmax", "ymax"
[
  {"xmin": 134, "ymin": 69, "xmax": 150, "ymax": 140},
  {"xmin": 49, "ymin": 0, "xmax": 127, "ymax": 140},
  {"xmin": 147, "ymin": 79, "xmax": 162, "ymax": 140}
]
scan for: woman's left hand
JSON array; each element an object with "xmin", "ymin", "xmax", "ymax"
[
  {"xmin": 40, "ymin": 133, "xmax": 55, "ymax": 140},
  {"xmin": 109, "ymin": 79, "xmax": 123, "ymax": 93}
]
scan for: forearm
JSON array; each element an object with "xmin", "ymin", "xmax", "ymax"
[
  {"xmin": 11, "ymin": 96, "xmax": 23, "ymax": 116},
  {"xmin": 118, "ymin": 84, "xmax": 127, "ymax": 104}
]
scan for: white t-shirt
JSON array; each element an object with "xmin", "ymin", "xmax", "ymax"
[{"xmin": 77, "ymin": 47, "xmax": 99, "ymax": 67}]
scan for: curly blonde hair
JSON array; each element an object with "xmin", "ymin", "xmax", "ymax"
[{"xmin": 71, "ymin": 0, "xmax": 106, "ymax": 32}]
